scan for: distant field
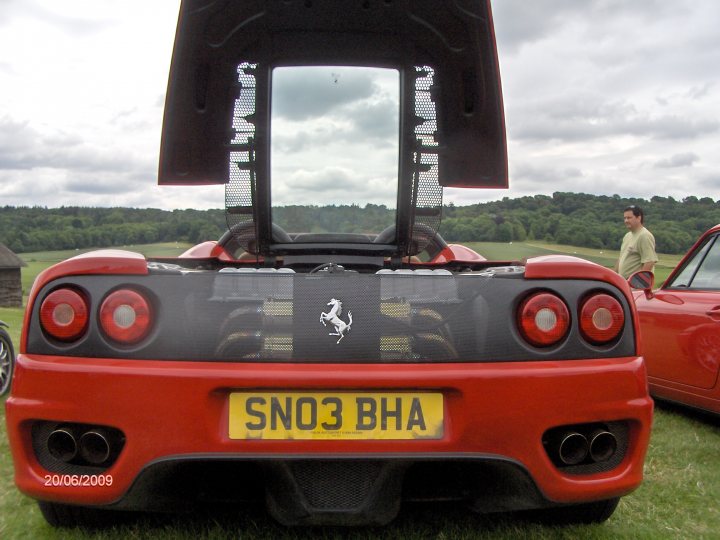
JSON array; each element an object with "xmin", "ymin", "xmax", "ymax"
[
  {"xmin": 465, "ymin": 241, "xmax": 679, "ymax": 285},
  {"xmin": 17, "ymin": 242, "xmax": 193, "ymax": 299},
  {"xmin": 13, "ymin": 241, "xmax": 681, "ymax": 306},
  {"xmin": 19, "ymin": 242, "xmax": 193, "ymax": 263}
]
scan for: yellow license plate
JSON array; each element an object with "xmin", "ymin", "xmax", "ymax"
[{"xmin": 228, "ymin": 392, "xmax": 444, "ymax": 440}]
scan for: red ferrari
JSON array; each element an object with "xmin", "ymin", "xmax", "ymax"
[
  {"xmin": 5, "ymin": 0, "xmax": 653, "ymax": 528},
  {"xmin": 634, "ymin": 224, "xmax": 720, "ymax": 413}
]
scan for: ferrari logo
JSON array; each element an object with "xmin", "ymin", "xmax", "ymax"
[{"xmin": 319, "ymin": 298, "xmax": 353, "ymax": 344}]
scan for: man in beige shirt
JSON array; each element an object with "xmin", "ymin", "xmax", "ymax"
[{"xmin": 615, "ymin": 205, "xmax": 658, "ymax": 278}]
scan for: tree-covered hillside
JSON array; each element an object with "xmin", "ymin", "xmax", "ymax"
[
  {"xmin": 1, "ymin": 192, "xmax": 718, "ymax": 254},
  {"xmin": 442, "ymin": 192, "xmax": 720, "ymax": 254}
]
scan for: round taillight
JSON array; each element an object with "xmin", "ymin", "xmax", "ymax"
[
  {"xmin": 40, "ymin": 288, "xmax": 89, "ymax": 341},
  {"xmin": 99, "ymin": 289, "xmax": 152, "ymax": 344},
  {"xmin": 518, "ymin": 292, "xmax": 570, "ymax": 347},
  {"xmin": 580, "ymin": 294, "xmax": 624, "ymax": 345}
]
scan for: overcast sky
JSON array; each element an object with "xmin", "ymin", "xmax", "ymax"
[{"xmin": 1, "ymin": 0, "xmax": 719, "ymax": 210}]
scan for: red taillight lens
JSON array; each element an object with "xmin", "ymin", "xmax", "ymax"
[
  {"xmin": 40, "ymin": 288, "xmax": 89, "ymax": 341},
  {"xmin": 518, "ymin": 292, "xmax": 570, "ymax": 347},
  {"xmin": 580, "ymin": 294, "xmax": 624, "ymax": 344},
  {"xmin": 99, "ymin": 289, "xmax": 152, "ymax": 344}
]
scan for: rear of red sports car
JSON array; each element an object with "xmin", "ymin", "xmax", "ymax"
[
  {"xmin": 6, "ymin": 252, "xmax": 652, "ymax": 526},
  {"xmin": 5, "ymin": 0, "xmax": 652, "ymax": 527}
]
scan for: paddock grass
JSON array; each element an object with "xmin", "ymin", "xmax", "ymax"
[
  {"xmin": 18, "ymin": 243, "xmax": 193, "ymax": 298},
  {"xmin": 3, "ymin": 242, "xmax": 714, "ymax": 539},
  {"xmin": 466, "ymin": 241, "xmax": 678, "ymax": 285}
]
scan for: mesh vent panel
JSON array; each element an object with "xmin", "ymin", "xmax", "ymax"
[
  {"xmin": 291, "ymin": 461, "xmax": 382, "ymax": 510},
  {"xmin": 210, "ymin": 272, "xmax": 482, "ymax": 362},
  {"xmin": 226, "ymin": 62, "xmax": 258, "ymax": 253},
  {"xmin": 410, "ymin": 66, "xmax": 442, "ymax": 256}
]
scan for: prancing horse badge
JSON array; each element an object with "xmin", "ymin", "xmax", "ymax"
[{"xmin": 319, "ymin": 298, "xmax": 353, "ymax": 344}]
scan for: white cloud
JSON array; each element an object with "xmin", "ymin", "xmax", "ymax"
[{"xmin": 1, "ymin": 0, "xmax": 720, "ymax": 212}]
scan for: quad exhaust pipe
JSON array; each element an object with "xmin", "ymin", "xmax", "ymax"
[
  {"xmin": 79, "ymin": 430, "xmax": 112, "ymax": 465},
  {"xmin": 46, "ymin": 424, "xmax": 123, "ymax": 467},
  {"xmin": 557, "ymin": 432, "xmax": 589, "ymax": 465},
  {"xmin": 589, "ymin": 429, "xmax": 617, "ymax": 462},
  {"xmin": 546, "ymin": 425, "xmax": 618, "ymax": 467},
  {"xmin": 47, "ymin": 427, "xmax": 79, "ymax": 463}
]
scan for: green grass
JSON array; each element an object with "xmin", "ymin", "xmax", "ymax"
[
  {"xmin": 19, "ymin": 243, "xmax": 193, "ymax": 263},
  {"xmin": 17, "ymin": 243, "xmax": 192, "ymax": 299},
  {"xmin": 4, "ymin": 241, "xmax": 715, "ymax": 539},
  {"xmin": 466, "ymin": 241, "xmax": 678, "ymax": 285}
]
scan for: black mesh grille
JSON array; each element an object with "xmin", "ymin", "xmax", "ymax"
[
  {"xmin": 409, "ymin": 66, "xmax": 442, "ymax": 256},
  {"xmin": 211, "ymin": 271, "xmax": 471, "ymax": 362},
  {"xmin": 27, "ymin": 273, "xmax": 638, "ymax": 363},
  {"xmin": 226, "ymin": 62, "xmax": 258, "ymax": 253},
  {"xmin": 291, "ymin": 461, "xmax": 382, "ymax": 510}
]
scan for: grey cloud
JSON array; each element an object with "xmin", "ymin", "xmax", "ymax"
[
  {"xmin": 0, "ymin": 115, "xmax": 154, "ymax": 177},
  {"xmin": 63, "ymin": 174, "xmax": 148, "ymax": 196},
  {"xmin": 4, "ymin": 1, "xmax": 720, "ymax": 210},
  {"xmin": 697, "ymin": 172, "xmax": 720, "ymax": 191},
  {"xmin": 639, "ymin": 116, "xmax": 719, "ymax": 141},
  {"xmin": 511, "ymin": 162, "xmax": 584, "ymax": 186},
  {"xmin": 283, "ymin": 168, "xmax": 356, "ymax": 192},
  {"xmin": 0, "ymin": 116, "xmax": 81, "ymax": 170},
  {"xmin": 510, "ymin": 93, "xmax": 720, "ymax": 142},
  {"xmin": 271, "ymin": 166, "xmax": 397, "ymax": 206},
  {"xmin": 654, "ymin": 152, "xmax": 700, "ymax": 169},
  {"xmin": 493, "ymin": 0, "xmax": 584, "ymax": 53},
  {"xmin": 494, "ymin": 0, "xmax": 674, "ymax": 54},
  {"xmin": 563, "ymin": 167, "xmax": 584, "ymax": 178},
  {"xmin": 345, "ymin": 97, "xmax": 398, "ymax": 141},
  {"xmin": 272, "ymin": 92, "xmax": 398, "ymax": 156},
  {"xmin": 272, "ymin": 68, "xmax": 377, "ymax": 121},
  {"xmin": 272, "ymin": 123, "xmax": 355, "ymax": 155},
  {"xmin": 686, "ymin": 83, "xmax": 713, "ymax": 100}
]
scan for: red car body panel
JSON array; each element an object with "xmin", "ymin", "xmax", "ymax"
[
  {"xmin": 7, "ymin": 355, "xmax": 651, "ymax": 507},
  {"xmin": 6, "ymin": 249, "xmax": 653, "ymax": 521},
  {"xmin": 635, "ymin": 224, "xmax": 720, "ymax": 413}
]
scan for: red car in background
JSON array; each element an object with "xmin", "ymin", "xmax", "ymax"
[{"xmin": 635, "ymin": 224, "xmax": 720, "ymax": 413}]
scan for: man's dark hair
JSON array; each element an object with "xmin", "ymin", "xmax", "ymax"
[{"xmin": 624, "ymin": 205, "xmax": 644, "ymax": 224}]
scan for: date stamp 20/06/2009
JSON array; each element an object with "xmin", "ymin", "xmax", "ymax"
[{"xmin": 44, "ymin": 474, "xmax": 113, "ymax": 487}]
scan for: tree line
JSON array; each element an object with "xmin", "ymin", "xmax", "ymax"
[{"xmin": 1, "ymin": 192, "xmax": 718, "ymax": 255}]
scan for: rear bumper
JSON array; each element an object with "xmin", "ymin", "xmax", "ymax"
[{"xmin": 6, "ymin": 354, "xmax": 653, "ymax": 515}]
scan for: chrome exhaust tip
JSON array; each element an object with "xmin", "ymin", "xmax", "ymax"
[
  {"xmin": 589, "ymin": 430, "xmax": 618, "ymax": 462},
  {"xmin": 78, "ymin": 430, "xmax": 112, "ymax": 465},
  {"xmin": 558, "ymin": 432, "xmax": 589, "ymax": 465},
  {"xmin": 47, "ymin": 428, "xmax": 78, "ymax": 463}
]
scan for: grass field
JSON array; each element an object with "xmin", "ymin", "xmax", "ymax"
[
  {"xmin": 465, "ymin": 241, "xmax": 680, "ymax": 285},
  {"xmin": 2, "ymin": 242, "xmax": 717, "ymax": 539},
  {"xmin": 18, "ymin": 243, "xmax": 193, "ymax": 298}
]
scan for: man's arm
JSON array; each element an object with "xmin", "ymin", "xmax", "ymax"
[
  {"xmin": 640, "ymin": 261, "xmax": 655, "ymax": 272},
  {"xmin": 637, "ymin": 232, "xmax": 658, "ymax": 269}
]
